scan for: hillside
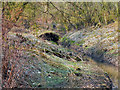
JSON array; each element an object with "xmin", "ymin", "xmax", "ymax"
[
  {"xmin": 60, "ymin": 22, "xmax": 118, "ymax": 87},
  {"xmin": 61, "ymin": 21, "xmax": 118, "ymax": 67},
  {"xmin": 2, "ymin": 31, "xmax": 113, "ymax": 88}
]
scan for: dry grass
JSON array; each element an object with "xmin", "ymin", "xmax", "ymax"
[{"xmin": 2, "ymin": 34, "xmax": 28, "ymax": 88}]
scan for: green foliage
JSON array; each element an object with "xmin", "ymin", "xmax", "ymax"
[
  {"xmin": 60, "ymin": 36, "xmax": 75, "ymax": 48},
  {"xmin": 76, "ymin": 40, "xmax": 85, "ymax": 46}
]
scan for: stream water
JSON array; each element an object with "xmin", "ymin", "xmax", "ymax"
[
  {"xmin": 87, "ymin": 56, "xmax": 118, "ymax": 89},
  {"xmin": 69, "ymin": 46, "xmax": 118, "ymax": 89}
]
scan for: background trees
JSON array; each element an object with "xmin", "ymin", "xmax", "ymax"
[{"xmin": 2, "ymin": 2, "xmax": 118, "ymax": 35}]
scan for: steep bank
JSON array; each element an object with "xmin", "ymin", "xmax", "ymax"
[
  {"xmin": 2, "ymin": 31, "xmax": 113, "ymax": 88},
  {"xmin": 60, "ymin": 21, "xmax": 118, "ymax": 87},
  {"xmin": 61, "ymin": 22, "xmax": 118, "ymax": 66}
]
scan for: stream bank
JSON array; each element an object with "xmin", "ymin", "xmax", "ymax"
[{"xmin": 60, "ymin": 22, "xmax": 118, "ymax": 89}]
